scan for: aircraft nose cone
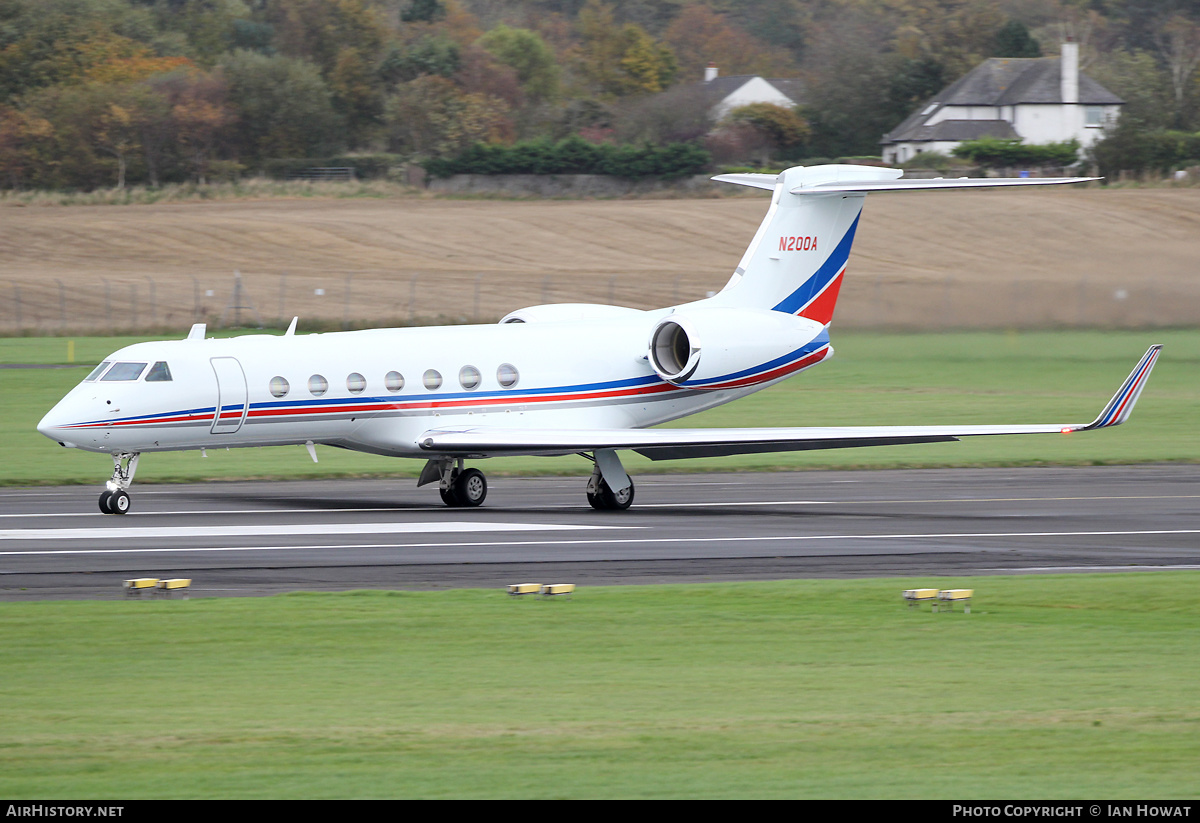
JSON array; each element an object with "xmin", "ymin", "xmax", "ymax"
[{"xmin": 37, "ymin": 407, "xmax": 77, "ymax": 448}]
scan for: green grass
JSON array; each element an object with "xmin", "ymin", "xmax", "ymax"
[
  {"xmin": 3, "ymin": 330, "xmax": 1196, "ymax": 486},
  {"xmin": 1, "ymin": 574, "xmax": 1197, "ymax": 798}
]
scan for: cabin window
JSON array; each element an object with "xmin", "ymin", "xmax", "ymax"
[
  {"xmin": 347, "ymin": 373, "xmax": 366, "ymax": 394},
  {"xmin": 385, "ymin": 371, "xmax": 405, "ymax": 392},
  {"xmin": 459, "ymin": 365, "xmax": 481, "ymax": 390},
  {"xmin": 84, "ymin": 361, "xmax": 111, "ymax": 381},
  {"xmin": 497, "ymin": 363, "xmax": 519, "ymax": 388},
  {"xmin": 422, "ymin": 369, "xmax": 442, "ymax": 390},
  {"xmin": 100, "ymin": 362, "xmax": 147, "ymax": 382},
  {"xmin": 270, "ymin": 376, "xmax": 290, "ymax": 398},
  {"xmin": 146, "ymin": 361, "xmax": 173, "ymax": 382},
  {"xmin": 308, "ymin": 374, "xmax": 329, "ymax": 396}
]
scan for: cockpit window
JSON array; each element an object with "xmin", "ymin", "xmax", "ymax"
[
  {"xmin": 145, "ymin": 361, "xmax": 172, "ymax": 382},
  {"xmin": 84, "ymin": 361, "xmax": 111, "ymax": 382},
  {"xmin": 100, "ymin": 362, "xmax": 147, "ymax": 382}
]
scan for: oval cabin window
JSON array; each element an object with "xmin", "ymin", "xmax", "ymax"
[
  {"xmin": 423, "ymin": 369, "xmax": 442, "ymax": 390},
  {"xmin": 309, "ymin": 374, "xmax": 329, "ymax": 396},
  {"xmin": 385, "ymin": 371, "xmax": 404, "ymax": 392},
  {"xmin": 497, "ymin": 363, "xmax": 519, "ymax": 388},
  {"xmin": 459, "ymin": 365, "xmax": 481, "ymax": 390},
  {"xmin": 270, "ymin": 376, "xmax": 290, "ymax": 398},
  {"xmin": 347, "ymin": 373, "xmax": 366, "ymax": 394}
]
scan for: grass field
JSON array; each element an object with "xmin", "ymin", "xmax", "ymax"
[
  {"xmin": 2, "ymin": 329, "xmax": 1197, "ymax": 487},
  {"xmin": 1, "ymin": 573, "xmax": 1197, "ymax": 798}
]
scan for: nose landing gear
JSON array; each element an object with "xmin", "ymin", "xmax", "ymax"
[{"xmin": 98, "ymin": 452, "xmax": 139, "ymax": 515}]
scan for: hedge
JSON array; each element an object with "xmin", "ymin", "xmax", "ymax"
[
  {"xmin": 951, "ymin": 138, "xmax": 1080, "ymax": 168},
  {"xmin": 423, "ymin": 137, "xmax": 711, "ymax": 179}
]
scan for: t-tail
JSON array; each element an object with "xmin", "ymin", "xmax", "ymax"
[{"xmin": 706, "ymin": 164, "xmax": 1099, "ymax": 325}]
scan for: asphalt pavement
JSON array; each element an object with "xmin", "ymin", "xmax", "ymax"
[{"xmin": 1, "ymin": 465, "xmax": 1197, "ymax": 600}]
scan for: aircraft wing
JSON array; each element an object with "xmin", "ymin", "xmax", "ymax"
[{"xmin": 419, "ymin": 346, "xmax": 1161, "ymax": 460}]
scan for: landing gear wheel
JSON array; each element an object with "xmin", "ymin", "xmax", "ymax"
[
  {"xmin": 98, "ymin": 491, "xmax": 113, "ymax": 514},
  {"xmin": 453, "ymin": 468, "xmax": 487, "ymax": 507},
  {"xmin": 588, "ymin": 477, "xmax": 634, "ymax": 511},
  {"xmin": 109, "ymin": 490, "xmax": 131, "ymax": 515},
  {"xmin": 440, "ymin": 486, "xmax": 460, "ymax": 507}
]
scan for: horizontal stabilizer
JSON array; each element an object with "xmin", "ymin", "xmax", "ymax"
[
  {"xmin": 792, "ymin": 176, "xmax": 1099, "ymax": 195},
  {"xmin": 417, "ymin": 347, "xmax": 1159, "ymax": 460},
  {"xmin": 709, "ymin": 173, "xmax": 779, "ymax": 191}
]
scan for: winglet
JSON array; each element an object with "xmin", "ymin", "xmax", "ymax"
[{"xmin": 1075, "ymin": 345, "xmax": 1162, "ymax": 431}]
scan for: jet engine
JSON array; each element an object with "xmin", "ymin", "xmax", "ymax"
[{"xmin": 647, "ymin": 307, "xmax": 828, "ymax": 390}]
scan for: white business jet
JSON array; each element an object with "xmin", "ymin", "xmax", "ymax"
[{"xmin": 38, "ymin": 164, "xmax": 1161, "ymax": 514}]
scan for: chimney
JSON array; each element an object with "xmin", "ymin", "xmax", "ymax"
[
  {"xmin": 1061, "ymin": 38, "xmax": 1079, "ymax": 104},
  {"xmin": 705, "ymin": 62, "xmax": 718, "ymax": 82}
]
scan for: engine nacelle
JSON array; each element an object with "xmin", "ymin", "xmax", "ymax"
[
  {"xmin": 500, "ymin": 304, "xmax": 649, "ymax": 325},
  {"xmin": 648, "ymin": 307, "xmax": 828, "ymax": 390}
]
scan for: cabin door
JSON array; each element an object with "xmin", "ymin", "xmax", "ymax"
[{"xmin": 210, "ymin": 357, "xmax": 248, "ymax": 434}]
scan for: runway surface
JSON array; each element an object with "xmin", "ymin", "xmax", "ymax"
[{"xmin": 1, "ymin": 465, "xmax": 1198, "ymax": 600}]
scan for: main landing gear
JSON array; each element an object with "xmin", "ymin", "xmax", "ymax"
[
  {"xmin": 585, "ymin": 452, "xmax": 635, "ymax": 511},
  {"xmin": 420, "ymin": 450, "xmax": 637, "ymax": 510},
  {"xmin": 420, "ymin": 458, "xmax": 488, "ymax": 507},
  {"xmin": 98, "ymin": 452, "xmax": 140, "ymax": 515}
]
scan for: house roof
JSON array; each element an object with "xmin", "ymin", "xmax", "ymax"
[
  {"xmin": 701, "ymin": 75, "xmax": 804, "ymax": 107},
  {"xmin": 882, "ymin": 56, "xmax": 1123, "ymax": 146},
  {"xmin": 942, "ymin": 57, "xmax": 1123, "ymax": 107}
]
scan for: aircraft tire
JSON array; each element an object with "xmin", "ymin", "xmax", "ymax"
[
  {"xmin": 110, "ymin": 490, "xmax": 131, "ymax": 515},
  {"xmin": 592, "ymin": 477, "xmax": 635, "ymax": 511},
  {"xmin": 439, "ymin": 486, "xmax": 460, "ymax": 507},
  {"xmin": 454, "ymin": 469, "xmax": 487, "ymax": 507},
  {"xmin": 98, "ymin": 491, "xmax": 114, "ymax": 514}
]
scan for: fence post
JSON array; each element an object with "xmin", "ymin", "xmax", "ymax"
[
  {"xmin": 102, "ymin": 277, "xmax": 112, "ymax": 331},
  {"xmin": 146, "ymin": 276, "xmax": 156, "ymax": 326}
]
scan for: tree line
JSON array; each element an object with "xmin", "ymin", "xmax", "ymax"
[{"xmin": 3, "ymin": 1, "xmax": 1200, "ymax": 191}]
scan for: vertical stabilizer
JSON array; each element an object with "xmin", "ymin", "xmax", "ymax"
[{"xmin": 707, "ymin": 165, "xmax": 902, "ymax": 324}]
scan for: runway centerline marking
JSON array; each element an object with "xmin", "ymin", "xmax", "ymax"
[
  {"xmin": 0, "ymin": 522, "xmax": 635, "ymax": 541},
  {"xmin": 3, "ymin": 528, "xmax": 1197, "ymax": 556}
]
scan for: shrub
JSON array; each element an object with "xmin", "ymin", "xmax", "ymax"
[
  {"xmin": 952, "ymin": 137, "xmax": 1080, "ymax": 168},
  {"xmin": 424, "ymin": 138, "xmax": 710, "ymax": 178}
]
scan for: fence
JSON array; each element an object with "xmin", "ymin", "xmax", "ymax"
[{"xmin": 3, "ymin": 269, "xmax": 1198, "ymax": 335}]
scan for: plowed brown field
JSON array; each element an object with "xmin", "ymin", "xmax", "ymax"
[{"xmin": 2, "ymin": 187, "xmax": 1198, "ymax": 332}]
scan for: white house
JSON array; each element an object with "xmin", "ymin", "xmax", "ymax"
[
  {"xmin": 702, "ymin": 64, "xmax": 804, "ymax": 119},
  {"xmin": 880, "ymin": 42, "xmax": 1123, "ymax": 165}
]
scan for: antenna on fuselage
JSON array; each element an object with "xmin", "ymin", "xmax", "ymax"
[
  {"xmin": 186, "ymin": 323, "xmax": 206, "ymax": 340},
  {"xmin": 284, "ymin": 316, "xmax": 298, "ymax": 336}
]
